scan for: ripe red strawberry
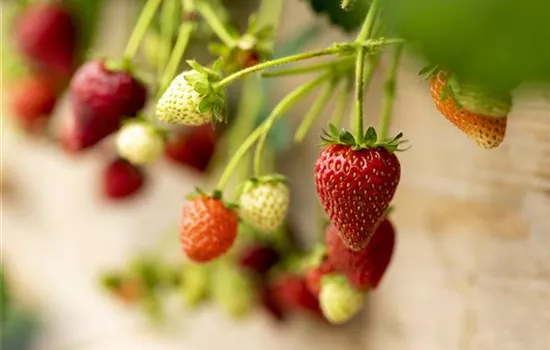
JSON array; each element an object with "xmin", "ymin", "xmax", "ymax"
[
  {"xmin": 238, "ymin": 244, "xmax": 280, "ymax": 276},
  {"xmin": 103, "ymin": 158, "xmax": 146, "ymax": 200},
  {"xmin": 180, "ymin": 195, "xmax": 238, "ymax": 263},
  {"xmin": 315, "ymin": 126, "xmax": 402, "ymax": 251},
  {"xmin": 9, "ymin": 74, "xmax": 57, "ymax": 133},
  {"xmin": 69, "ymin": 60, "xmax": 147, "ymax": 149},
  {"xmin": 325, "ymin": 218, "xmax": 396, "ymax": 291},
  {"xmin": 15, "ymin": 3, "xmax": 78, "ymax": 77},
  {"xmin": 428, "ymin": 68, "xmax": 510, "ymax": 149},
  {"xmin": 260, "ymin": 283, "xmax": 286, "ymax": 321},
  {"xmin": 270, "ymin": 275, "xmax": 321, "ymax": 315},
  {"xmin": 165, "ymin": 125, "xmax": 216, "ymax": 172},
  {"xmin": 305, "ymin": 260, "xmax": 335, "ymax": 297}
]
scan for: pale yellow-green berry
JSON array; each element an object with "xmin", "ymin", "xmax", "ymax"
[
  {"xmin": 156, "ymin": 71, "xmax": 212, "ymax": 125},
  {"xmin": 116, "ymin": 122, "xmax": 164, "ymax": 165},
  {"xmin": 239, "ymin": 179, "xmax": 289, "ymax": 233},
  {"xmin": 180, "ymin": 263, "xmax": 210, "ymax": 308},
  {"xmin": 211, "ymin": 262, "xmax": 255, "ymax": 318},
  {"xmin": 452, "ymin": 81, "xmax": 511, "ymax": 118},
  {"xmin": 319, "ymin": 273, "xmax": 364, "ymax": 324}
]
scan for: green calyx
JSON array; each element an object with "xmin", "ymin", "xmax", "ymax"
[
  {"xmin": 301, "ymin": 244, "xmax": 328, "ymax": 270},
  {"xmin": 238, "ymin": 173, "xmax": 288, "ymax": 195},
  {"xmin": 184, "ymin": 60, "xmax": 227, "ymax": 125},
  {"xmin": 186, "ymin": 188, "xmax": 239, "ymax": 210},
  {"xmin": 320, "ymin": 124, "xmax": 408, "ymax": 152}
]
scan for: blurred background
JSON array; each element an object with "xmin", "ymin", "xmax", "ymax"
[{"xmin": 1, "ymin": 0, "xmax": 549, "ymax": 349}]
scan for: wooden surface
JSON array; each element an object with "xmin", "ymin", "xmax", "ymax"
[{"xmin": 2, "ymin": 1, "xmax": 550, "ymax": 349}]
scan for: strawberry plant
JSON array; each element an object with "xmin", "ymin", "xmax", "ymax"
[{"xmin": 3, "ymin": 0, "xmax": 546, "ymax": 328}]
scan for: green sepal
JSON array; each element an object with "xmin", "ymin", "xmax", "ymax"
[
  {"xmin": 319, "ymin": 124, "xmax": 409, "ymax": 153},
  {"xmin": 418, "ymin": 64, "xmax": 439, "ymax": 80},
  {"xmin": 385, "ymin": 205, "xmax": 395, "ymax": 216},
  {"xmin": 301, "ymin": 244, "xmax": 327, "ymax": 270},
  {"xmin": 104, "ymin": 58, "xmax": 134, "ymax": 73}
]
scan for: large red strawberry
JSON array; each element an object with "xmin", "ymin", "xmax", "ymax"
[
  {"xmin": 69, "ymin": 60, "xmax": 147, "ymax": 149},
  {"xmin": 15, "ymin": 3, "xmax": 78, "ymax": 77},
  {"xmin": 9, "ymin": 74, "xmax": 57, "ymax": 133},
  {"xmin": 103, "ymin": 158, "xmax": 146, "ymax": 200},
  {"xmin": 315, "ymin": 126, "xmax": 402, "ymax": 251},
  {"xmin": 426, "ymin": 67, "xmax": 511, "ymax": 149},
  {"xmin": 180, "ymin": 194, "xmax": 238, "ymax": 263},
  {"xmin": 165, "ymin": 125, "xmax": 216, "ymax": 172},
  {"xmin": 325, "ymin": 218, "xmax": 396, "ymax": 291}
]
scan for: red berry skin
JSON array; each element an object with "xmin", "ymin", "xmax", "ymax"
[
  {"xmin": 69, "ymin": 60, "xmax": 147, "ymax": 148},
  {"xmin": 325, "ymin": 219, "xmax": 396, "ymax": 291},
  {"xmin": 238, "ymin": 244, "xmax": 280, "ymax": 276},
  {"xmin": 304, "ymin": 260, "xmax": 335, "ymax": 297},
  {"xmin": 271, "ymin": 275, "xmax": 321, "ymax": 315},
  {"xmin": 314, "ymin": 145, "xmax": 400, "ymax": 251},
  {"xmin": 165, "ymin": 126, "xmax": 216, "ymax": 172},
  {"xmin": 180, "ymin": 196, "xmax": 238, "ymax": 263},
  {"xmin": 15, "ymin": 3, "xmax": 77, "ymax": 77},
  {"xmin": 9, "ymin": 75, "xmax": 57, "ymax": 133},
  {"xmin": 260, "ymin": 283, "xmax": 286, "ymax": 321},
  {"xmin": 103, "ymin": 158, "xmax": 145, "ymax": 200}
]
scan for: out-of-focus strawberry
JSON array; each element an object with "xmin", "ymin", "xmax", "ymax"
[
  {"xmin": 304, "ymin": 260, "xmax": 335, "ymax": 297},
  {"xmin": 270, "ymin": 275, "xmax": 321, "ymax": 315},
  {"xmin": 102, "ymin": 158, "xmax": 146, "ymax": 200},
  {"xmin": 15, "ymin": 3, "xmax": 78, "ymax": 77},
  {"xmin": 238, "ymin": 243, "xmax": 280, "ymax": 276},
  {"xmin": 165, "ymin": 125, "xmax": 216, "ymax": 172}
]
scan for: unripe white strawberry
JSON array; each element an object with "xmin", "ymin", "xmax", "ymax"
[
  {"xmin": 116, "ymin": 121, "xmax": 164, "ymax": 165},
  {"xmin": 156, "ymin": 71, "xmax": 213, "ymax": 125},
  {"xmin": 319, "ymin": 273, "xmax": 364, "ymax": 324},
  {"xmin": 239, "ymin": 175, "xmax": 289, "ymax": 233}
]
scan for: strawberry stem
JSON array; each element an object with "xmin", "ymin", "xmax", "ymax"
[
  {"xmin": 122, "ymin": 0, "xmax": 163, "ymax": 63},
  {"xmin": 294, "ymin": 80, "xmax": 337, "ymax": 143},
  {"xmin": 353, "ymin": 0, "xmax": 381, "ymax": 141},
  {"xmin": 158, "ymin": 0, "xmax": 179, "ymax": 80},
  {"xmin": 217, "ymin": 74, "xmax": 331, "ymax": 190},
  {"xmin": 331, "ymin": 78, "xmax": 352, "ymax": 128},
  {"xmin": 195, "ymin": 0, "xmax": 236, "ymax": 47},
  {"xmin": 261, "ymin": 57, "xmax": 354, "ymax": 78},
  {"xmin": 379, "ymin": 43, "xmax": 403, "ymax": 139},
  {"xmin": 156, "ymin": 22, "xmax": 195, "ymax": 99}
]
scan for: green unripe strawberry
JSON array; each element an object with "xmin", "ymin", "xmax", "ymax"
[
  {"xmin": 239, "ymin": 175, "xmax": 289, "ymax": 233},
  {"xmin": 319, "ymin": 273, "xmax": 364, "ymax": 324},
  {"xmin": 211, "ymin": 262, "xmax": 256, "ymax": 318},
  {"xmin": 116, "ymin": 121, "xmax": 164, "ymax": 165},
  {"xmin": 156, "ymin": 70, "xmax": 213, "ymax": 125},
  {"xmin": 179, "ymin": 263, "xmax": 211, "ymax": 308}
]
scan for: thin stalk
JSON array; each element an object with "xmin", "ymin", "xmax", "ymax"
[
  {"xmin": 196, "ymin": 1, "xmax": 236, "ymax": 47},
  {"xmin": 182, "ymin": 0, "xmax": 196, "ymax": 12},
  {"xmin": 217, "ymin": 74, "xmax": 330, "ymax": 190},
  {"xmin": 353, "ymin": 0, "xmax": 381, "ymax": 139},
  {"xmin": 158, "ymin": 0, "xmax": 178, "ymax": 79},
  {"xmin": 331, "ymin": 78, "xmax": 352, "ymax": 127},
  {"xmin": 157, "ymin": 23, "xmax": 194, "ymax": 98},
  {"xmin": 123, "ymin": 0, "xmax": 163, "ymax": 62},
  {"xmin": 262, "ymin": 58, "xmax": 354, "ymax": 78},
  {"xmin": 294, "ymin": 81, "xmax": 337, "ymax": 143},
  {"xmin": 379, "ymin": 44, "xmax": 404, "ymax": 139},
  {"xmin": 350, "ymin": 54, "xmax": 380, "ymax": 129}
]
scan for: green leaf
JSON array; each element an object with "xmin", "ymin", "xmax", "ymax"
[
  {"xmin": 63, "ymin": 0, "xmax": 105, "ymax": 57},
  {"xmin": 338, "ymin": 131, "xmax": 356, "ymax": 145},
  {"xmin": 418, "ymin": 64, "xmax": 439, "ymax": 80},
  {"xmin": 198, "ymin": 96, "xmax": 214, "ymax": 113},
  {"xmin": 305, "ymin": 0, "xmax": 370, "ymax": 32},
  {"xmin": 194, "ymin": 82, "xmax": 211, "ymax": 95},
  {"xmin": 363, "ymin": 126, "xmax": 378, "ymax": 144},
  {"xmin": 186, "ymin": 60, "xmax": 207, "ymax": 74},
  {"xmin": 328, "ymin": 123, "xmax": 340, "ymax": 137}
]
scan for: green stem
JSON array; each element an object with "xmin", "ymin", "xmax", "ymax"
[
  {"xmin": 196, "ymin": 1, "xmax": 236, "ymax": 47},
  {"xmin": 331, "ymin": 78, "xmax": 352, "ymax": 127},
  {"xmin": 216, "ymin": 46, "xmax": 343, "ymax": 88},
  {"xmin": 182, "ymin": 0, "xmax": 196, "ymax": 12},
  {"xmin": 294, "ymin": 81, "xmax": 336, "ymax": 143},
  {"xmin": 157, "ymin": 23, "xmax": 194, "ymax": 98},
  {"xmin": 353, "ymin": 0, "xmax": 381, "ymax": 139},
  {"xmin": 350, "ymin": 54, "xmax": 379, "ymax": 129},
  {"xmin": 262, "ymin": 58, "xmax": 354, "ymax": 78},
  {"xmin": 379, "ymin": 44, "xmax": 404, "ymax": 139},
  {"xmin": 158, "ymin": 0, "xmax": 178, "ymax": 79},
  {"xmin": 217, "ymin": 74, "xmax": 330, "ymax": 190},
  {"xmin": 123, "ymin": 0, "xmax": 163, "ymax": 62}
]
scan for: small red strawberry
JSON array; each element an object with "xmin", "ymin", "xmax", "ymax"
[
  {"xmin": 260, "ymin": 283, "xmax": 286, "ymax": 321},
  {"xmin": 180, "ymin": 195, "xmax": 238, "ymax": 263},
  {"xmin": 15, "ymin": 3, "xmax": 78, "ymax": 77},
  {"xmin": 69, "ymin": 60, "xmax": 147, "ymax": 148},
  {"xmin": 102, "ymin": 158, "xmax": 146, "ymax": 200},
  {"xmin": 305, "ymin": 260, "xmax": 335, "ymax": 297},
  {"xmin": 270, "ymin": 275, "xmax": 321, "ymax": 315},
  {"xmin": 165, "ymin": 125, "xmax": 216, "ymax": 172},
  {"xmin": 315, "ymin": 126, "xmax": 402, "ymax": 251},
  {"xmin": 9, "ymin": 74, "xmax": 57, "ymax": 133},
  {"xmin": 325, "ymin": 218, "xmax": 396, "ymax": 291},
  {"xmin": 238, "ymin": 243, "xmax": 280, "ymax": 276},
  {"xmin": 426, "ymin": 68, "xmax": 511, "ymax": 149}
]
